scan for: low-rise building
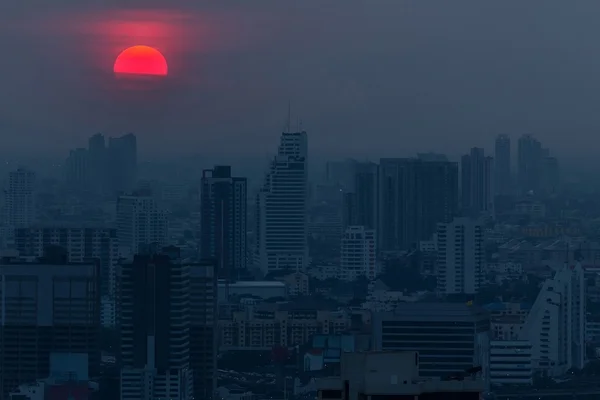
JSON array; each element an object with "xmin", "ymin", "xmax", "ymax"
[{"xmin": 490, "ymin": 340, "xmax": 533, "ymax": 387}]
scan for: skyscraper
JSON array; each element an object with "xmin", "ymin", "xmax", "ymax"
[
  {"xmin": 461, "ymin": 147, "xmax": 494, "ymax": 216},
  {"xmin": 108, "ymin": 133, "xmax": 137, "ymax": 194},
  {"xmin": 190, "ymin": 260, "xmax": 218, "ymax": 400},
  {"xmin": 116, "ymin": 192, "xmax": 168, "ymax": 257},
  {"xmin": 119, "ymin": 247, "xmax": 193, "ymax": 400},
  {"xmin": 435, "ymin": 217, "xmax": 484, "ymax": 296},
  {"xmin": 494, "ymin": 134, "xmax": 511, "ymax": 196},
  {"xmin": 201, "ymin": 166, "xmax": 247, "ymax": 279},
  {"xmin": 65, "ymin": 148, "xmax": 89, "ymax": 191},
  {"xmin": 517, "ymin": 134, "xmax": 543, "ymax": 194},
  {"xmin": 342, "ymin": 162, "xmax": 378, "ymax": 232},
  {"xmin": 378, "ymin": 158, "xmax": 458, "ymax": 251},
  {"xmin": 4, "ymin": 168, "xmax": 35, "ymax": 228},
  {"xmin": 255, "ymin": 131, "xmax": 308, "ymax": 274},
  {"xmin": 88, "ymin": 133, "xmax": 107, "ymax": 195}
]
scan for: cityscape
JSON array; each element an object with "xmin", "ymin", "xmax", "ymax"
[{"xmin": 3, "ymin": 1, "xmax": 600, "ymax": 400}]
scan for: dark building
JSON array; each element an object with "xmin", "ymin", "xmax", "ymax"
[
  {"xmin": 119, "ymin": 247, "xmax": 216, "ymax": 400},
  {"xmin": 108, "ymin": 133, "xmax": 137, "ymax": 195},
  {"xmin": 461, "ymin": 147, "xmax": 494, "ymax": 216},
  {"xmin": 378, "ymin": 158, "xmax": 458, "ymax": 251},
  {"xmin": 494, "ymin": 134, "xmax": 511, "ymax": 196},
  {"xmin": 0, "ymin": 256, "xmax": 100, "ymax": 398},
  {"xmin": 517, "ymin": 134, "xmax": 543, "ymax": 194},
  {"xmin": 342, "ymin": 162, "xmax": 378, "ymax": 232},
  {"xmin": 201, "ymin": 166, "xmax": 247, "ymax": 280}
]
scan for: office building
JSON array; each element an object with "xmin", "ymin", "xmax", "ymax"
[
  {"xmin": 340, "ymin": 226, "xmax": 376, "ymax": 281},
  {"xmin": 108, "ymin": 133, "xmax": 137, "ymax": 194},
  {"xmin": 316, "ymin": 352, "xmax": 483, "ymax": 400},
  {"xmin": 489, "ymin": 340, "xmax": 533, "ymax": 386},
  {"xmin": 436, "ymin": 217, "xmax": 484, "ymax": 296},
  {"xmin": 190, "ymin": 260, "xmax": 218, "ymax": 400},
  {"xmin": 14, "ymin": 226, "xmax": 119, "ymax": 299},
  {"xmin": 517, "ymin": 134, "xmax": 543, "ymax": 194},
  {"xmin": 378, "ymin": 158, "xmax": 458, "ymax": 251},
  {"xmin": 201, "ymin": 166, "xmax": 247, "ymax": 279},
  {"xmin": 373, "ymin": 303, "xmax": 490, "ymax": 383},
  {"xmin": 119, "ymin": 247, "xmax": 193, "ymax": 400},
  {"xmin": 255, "ymin": 131, "xmax": 308, "ymax": 274},
  {"xmin": 4, "ymin": 168, "xmax": 35, "ymax": 228},
  {"xmin": 116, "ymin": 192, "xmax": 168, "ymax": 257},
  {"xmin": 342, "ymin": 161, "xmax": 378, "ymax": 232},
  {"xmin": 88, "ymin": 133, "xmax": 107, "ymax": 195},
  {"xmin": 461, "ymin": 147, "xmax": 494, "ymax": 216},
  {"xmin": 518, "ymin": 262, "xmax": 586, "ymax": 376},
  {"xmin": 494, "ymin": 134, "xmax": 511, "ymax": 196},
  {"xmin": 65, "ymin": 148, "xmax": 89, "ymax": 191},
  {"xmin": 0, "ymin": 255, "xmax": 100, "ymax": 398}
]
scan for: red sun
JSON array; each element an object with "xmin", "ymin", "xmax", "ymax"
[{"xmin": 113, "ymin": 45, "xmax": 168, "ymax": 76}]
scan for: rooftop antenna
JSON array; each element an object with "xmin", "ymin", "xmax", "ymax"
[{"xmin": 286, "ymin": 101, "xmax": 292, "ymax": 133}]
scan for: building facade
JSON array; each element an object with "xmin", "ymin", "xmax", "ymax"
[
  {"xmin": 340, "ymin": 226, "xmax": 376, "ymax": 281},
  {"xmin": 201, "ymin": 166, "xmax": 247, "ymax": 279}
]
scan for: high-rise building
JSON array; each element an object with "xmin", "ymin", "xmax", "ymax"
[
  {"xmin": 517, "ymin": 134, "xmax": 543, "ymax": 194},
  {"xmin": 342, "ymin": 162, "xmax": 378, "ymax": 232},
  {"xmin": 190, "ymin": 260, "xmax": 218, "ymax": 400},
  {"xmin": 201, "ymin": 166, "xmax": 247, "ymax": 279},
  {"xmin": 494, "ymin": 135, "xmax": 511, "ymax": 196},
  {"xmin": 518, "ymin": 262, "xmax": 585, "ymax": 376},
  {"xmin": 373, "ymin": 303, "xmax": 490, "ymax": 383},
  {"xmin": 436, "ymin": 217, "xmax": 484, "ymax": 296},
  {"xmin": 0, "ymin": 255, "xmax": 100, "ymax": 398},
  {"xmin": 108, "ymin": 133, "xmax": 137, "ymax": 194},
  {"xmin": 378, "ymin": 158, "xmax": 458, "ymax": 251},
  {"xmin": 88, "ymin": 133, "xmax": 107, "ymax": 195},
  {"xmin": 116, "ymin": 192, "xmax": 168, "ymax": 257},
  {"xmin": 340, "ymin": 226, "xmax": 376, "ymax": 281},
  {"xmin": 4, "ymin": 168, "xmax": 35, "ymax": 228},
  {"xmin": 14, "ymin": 226, "xmax": 119, "ymax": 300},
  {"xmin": 65, "ymin": 148, "xmax": 89, "ymax": 191},
  {"xmin": 255, "ymin": 131, "xmax": 308, "ymax": 274},
  {"xmin": 461, "ymin": 148, "xmax": 494, "ymax": 216},
  {"xmin": 119, "ymin": 247, "xmax": 193, "ymax": 400}
]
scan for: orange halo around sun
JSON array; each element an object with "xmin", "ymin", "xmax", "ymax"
[{"xmin": 113, "ymin": 45, "xmax": 168, "ymax": 76}]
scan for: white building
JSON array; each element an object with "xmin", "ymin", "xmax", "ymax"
[
  {"xmin": 116, "ymin": 193, "xmax": 168, "ymax": 257},
  {"xmin": 490, "ymin": 340, "xmax": 533, "ymax": 386},
  {"xmin": 4, "ymin": 168, "xmax": 35, "ymax": 228},
  {"xmin": 340, "ymin": 226, "xmax": 376, "ymax": 281},
  {"xmin": 518, "ymin": 262, "xmax": 586, "ymax": 376},
  {"xmin": 436, "ymin": 217, "xmax": 484, "ymax": 296},
  {"xmin": 254, "ymin": 131, "xmax": 308, "ymax": 274}
]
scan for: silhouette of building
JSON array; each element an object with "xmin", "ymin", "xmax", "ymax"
[
  {"xmin": 494, "ymin": 134, "xmax": 511, "ymax": 196},
  {"xmin": 4, "ymin": 167, "xmax": 35, "ymax": 228},
  {"xmin": 461, "ymin": 148, "xmax": 494, "ymax": 216},
  {"xmin": 378, "ymin": 158, "xmax": 458, "ymax": 251},
  {"xmin": 255, "ymin": 131, "xmax": 308, "ymax": 274},
  {"xmin": 108, "ymin": 133, "xmax": 137, "ymax": 194},
  {"xmin": 201, "ymin": 166, "xmax": 247, "ymax": 279}
]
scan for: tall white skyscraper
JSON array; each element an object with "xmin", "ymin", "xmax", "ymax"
[
  {"xmin": 436, "ymin": 217, "xmax": 484, "ymax": 296},
  {"xmin": 4, "ymin": 168, "xmax": 35, "ymax": 228},
  {"xmin": 117, "ymin": 192, "xmax": 168, "ymax": 257},
  {"xmin": 519, "ymin": 262, "xmax": 586, "ymax": 376},
  {"xmin": 340, "ymin": 226, "xmax": 376, "ymax": 281},
  {"xmin": 255, "ymin": 131, "xmax": 308, "ymax": 275}
]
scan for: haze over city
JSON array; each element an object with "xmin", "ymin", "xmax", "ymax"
[{"xmin": 2, "ymin": 0, "xmax": 600, "ymax": 166}]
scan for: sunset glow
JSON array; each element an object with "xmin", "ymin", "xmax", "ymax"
[{"xmin": 113, "ymin": 45, "xmax": 168, "ymax": 76}]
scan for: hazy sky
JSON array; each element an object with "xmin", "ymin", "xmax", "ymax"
[{"xmin": 2, "ymin": 0, "xmax": 600, "ymax": 161}]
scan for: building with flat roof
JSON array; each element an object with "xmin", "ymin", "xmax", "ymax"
[
  {"xmin": 373, "ymin": 303, "xmax": 490, "ymax": 385},
  {"xmin": 316, "ymin": 351, "xmax": 483, "ymax": 400}
]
